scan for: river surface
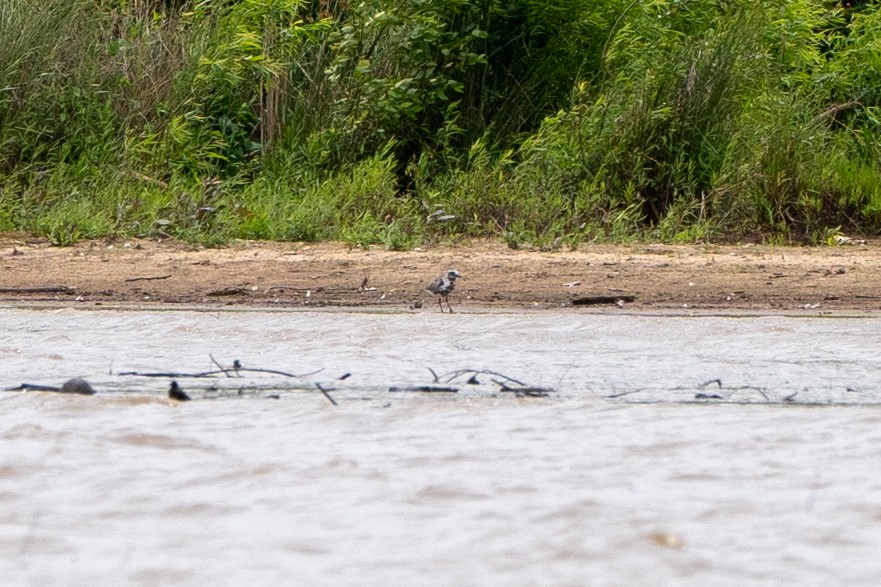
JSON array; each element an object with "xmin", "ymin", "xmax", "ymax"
[{"xmin": 2, "ymin": 307, "xmax": 881, "ymax": 585}]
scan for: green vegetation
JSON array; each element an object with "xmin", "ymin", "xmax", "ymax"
[{"xmin": 1, "ymin": 0, "xmax": 880, "ymax": 247}]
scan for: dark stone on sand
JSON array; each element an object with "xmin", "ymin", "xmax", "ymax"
[{"xmin": 59, "ymin": 378, "xmax": 96, "ymax": 395}]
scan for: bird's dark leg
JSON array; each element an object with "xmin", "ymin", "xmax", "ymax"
[
  {"xmin": 437, "ymin": 296, "xmax": 444, "ymax": 312},
  {"xmin": 445, "ymin": 294, "xmax": 453, "ymax": 313}
]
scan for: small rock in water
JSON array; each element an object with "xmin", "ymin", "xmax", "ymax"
[
  {"xmin": 59, "ymin": 378, "xmax": 96, "ymax": 395},
  {"xmin": 168, "ymin": 381, "xmax": 191, "ymax": 402}
]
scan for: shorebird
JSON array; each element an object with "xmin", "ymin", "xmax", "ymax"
[
  {"xmin": 168, "ymin": 381, "xmax": 191, "ymax": 401},
  {"xmin": 426, "ymin": 269, "xmax": 462, "ymax": 312}
]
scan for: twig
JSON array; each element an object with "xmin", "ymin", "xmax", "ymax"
[
  {"xmin": 389, "ymin": 385, "xmax": 458, "ymax": 393},
  {"xmin": 492, "ymin": 378, "xmax": 512, "ymax": 391},
  {"xmin": 124, "ymin": 274, "xmax": 172, "ymax": 282},
  {"xmin": 605, "ymin": 389, "xmax": 645, "ymax": 399},
  {"xmin": 316, "ymin": 383, "xmax": 338, "ymax": 406},
  {"xmin": 428, "ymin": 367, "xmax": 439, "ymax": 383},
  {"xmin": 236, "ymin": 367, "xmax": 324, "ymax": 378},
  {"xmin": 123, "ymin": 273, "xmax": 171, "ymax": 281},
  {"xmin": 209, "ymin": 353, "xmax": 233, "ymax": 378}
]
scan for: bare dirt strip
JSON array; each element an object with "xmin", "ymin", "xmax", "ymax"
[{"xmin": 1, "ymin": 236, "xmax": 880, "ymax": 313}]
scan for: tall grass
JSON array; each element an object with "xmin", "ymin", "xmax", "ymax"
[{"xmin": 0, "ymin": 0, "xmax": 879, "ymax": 246}]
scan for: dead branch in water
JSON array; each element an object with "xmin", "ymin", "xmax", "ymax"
[
  {"xmin": 118, "ymin": 366, "xmax": 324, "ymax": 378},
  {"xmin": 603, "ymin": 381, "xmax": 771, "ymax": 403},
  {"xmin": 315, "ymin": 383, "xmax": 338, "ymax": 406},
  {"xmin": 117, "ymin": 370, "xmax": 218, "ymax": 378},
  {"xmin": 491, "ymin": 379, "xmax": 554, "ymax": 397},
  {"xmin": 236, "ymin": 366, "xmax": 324, "ymax": 378},
  {"xmin": 605, "ymin": 389, "xmax": 646, "ymax": 399},
  {"xmin": 728, "ymin": 386, "xmax": 769, "ymax": 401},
  {"xmin": 389, "ymin": 385, "xmax": 458, "ymax": 393},
  {"xmin": 428, "ymin": 368, "xmax": 552, "ymax": 397},
  {"xmin": 693, "ymin": 381, "xmax": 769, "ymax": 402},
  {"xmin": 118, "ymin": 355, "xmax": 323, "ymax": 379},
  {"xmin": 436, "ymin": 369, "xmax": 526, "ymax": 386},
  {"xmin": 618, "ymin": 397, "xmax": 863, "ymax": 407}
]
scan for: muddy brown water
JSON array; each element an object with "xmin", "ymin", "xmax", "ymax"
[{"xmin": 2, "ymin": 307, "xmax": 881, "ymax": 585}]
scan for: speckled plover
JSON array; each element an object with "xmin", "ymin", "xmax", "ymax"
[{"xmin": 426, "ymin": 269, "xmax": 462, "ymax": 312}]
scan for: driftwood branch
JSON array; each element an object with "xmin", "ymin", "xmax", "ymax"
[{"xmin": 124, "ymin": 274, "xmax": 172, "ymax": 282}]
